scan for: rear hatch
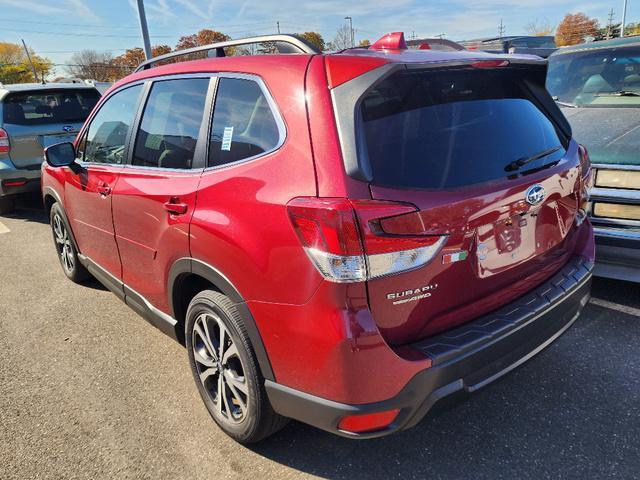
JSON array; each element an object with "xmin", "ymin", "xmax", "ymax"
[
  {"xmin": 355, "ymin": 65, "xmax": 584, "ymax": 344},
  {"xmin": 1, "ymin": 88, "xmax": 100, "ymax": 168}
]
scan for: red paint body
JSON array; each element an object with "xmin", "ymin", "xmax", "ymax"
[{"xmin": 42, "ymin": 44, "xmax": 595, "ymax": 408}]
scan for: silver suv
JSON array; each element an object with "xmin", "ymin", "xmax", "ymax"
[{"xmin": 0, "ymin": 83, "xmax": 100, "ymax": 213}]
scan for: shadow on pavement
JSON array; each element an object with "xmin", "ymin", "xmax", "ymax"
[
  {"xmin": 0, "ymin": 193, "xmax": 48, "ymax": 224},
  {"xmin": 250, "ymin": 303, "xmax": 639, "ymax": 479}
]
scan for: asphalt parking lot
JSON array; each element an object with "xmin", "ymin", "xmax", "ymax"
[{"xmin": 1, "ymin": 196, "xmax": 639, "ymax": 480}]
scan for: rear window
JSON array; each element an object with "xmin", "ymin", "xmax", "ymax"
[
  {"xmin": 2, "ymin": 89, "xmax": 100, "ymax": 126},
  {"xmin": 360, "ymin": 69, "xmax": 567, "ymax": 189}
]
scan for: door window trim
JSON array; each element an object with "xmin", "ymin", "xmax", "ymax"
[
  {"xmin": 78, "ymin": 72, "xmax": 287, "ymax": 173},
  {"xmin": 77, "ymin": 82, "xmax": 146, "ymax": 168}
]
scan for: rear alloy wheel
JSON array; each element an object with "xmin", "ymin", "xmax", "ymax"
[
  {"xmin": 50, "ymin": 203, "xmax": 89, "ymax": 283},
  {"xmin": 186, "ymin": 290, "xmax": 288, "ymax": 443},
  {"xmin": 193, "ymin": 312, "xmax": 249, "ymax": 424}
]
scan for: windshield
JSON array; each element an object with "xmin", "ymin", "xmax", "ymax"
[
  {"xmin": 511, "ymin": 37, "xmax": 556, "ymax": 49},
  {"xmin": 547, "ymin": 47, "xmax": 640, "ymax": 107},
  {"xmin": 361, "ymin": 68, "xmax": 567, "ymax": 189},
  {"xmin": 2, "ymin": 89, "xmax": 100, "ymax": 126}
]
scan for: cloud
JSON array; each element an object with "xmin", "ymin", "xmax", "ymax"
[
  {"xmin": 65, "ymin": 0, "xmax": 100, "ymax": 22},
  {"xmin": 174, "ymin": 0, "xmax": 209, "ymax": 20},
  {"xmin": 0, "ymin": 0, "xmax": 65, "ymax": 14}
]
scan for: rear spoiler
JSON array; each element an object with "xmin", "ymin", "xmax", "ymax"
[{"xmin": 331, "ymin": 57, "xmax": 572, "ymax": 182}]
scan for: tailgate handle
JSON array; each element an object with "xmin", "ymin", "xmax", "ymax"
[{"xmin": 163, "ymin": 198, "xmax": 188, "ymax": 215}]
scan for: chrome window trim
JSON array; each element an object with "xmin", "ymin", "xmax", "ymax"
[
  {"xmin": 93, "ymin": 72, "xmax": 286, "ymax": 174},
  {"xmin": 202, "ymin": 72, "xmax": 287, "ymax": 173},
  {"xmin": 78, "ymin": 82, "xmax": 146, "ymax": 168}
]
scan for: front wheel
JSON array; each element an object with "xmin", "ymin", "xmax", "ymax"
[
  {"xmin": 50, "ymin": 202, "xmax": 89, "ymax": 283},
  {"xmin": 185, "ymin": 290, "xmax": 288, "ymax": 443}
]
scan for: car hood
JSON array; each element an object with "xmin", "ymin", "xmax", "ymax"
[{"xmin": 561, "ymin": 106, "xmax": 640, "ymax": 166}]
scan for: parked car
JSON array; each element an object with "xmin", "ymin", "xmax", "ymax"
[
  {"xmin": 0, "ymin": 82, "xmax": 100, "ymax": 213},
  {"xmin": 547, "ymin": 37, "xmax": 640, "ymax": 282},
  {"xmin": 406, "ymin": 38, "xmax": 465, "ymax": 51},
  {"xmin": 41, "ymin": 32, "xmax": 594, "ymax": 444},
  {"xmin": 459, "ymin": 35, "xmax": 557, "ymax": 58}
]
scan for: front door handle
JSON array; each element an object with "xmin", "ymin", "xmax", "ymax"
[
  {"xmin": 163, "ymin": 198, "xmax": 188, "ymax": 215},
  {"xmin": 97, "ymin": 184, "xmax": 111, "ymax": 196}
]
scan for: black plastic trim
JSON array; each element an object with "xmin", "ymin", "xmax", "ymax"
[
  {"xmin": 167, "ymin": 257, "xmax": 275, "ymax": 381},
  {"xmin": 266, "ymin": 255, "xmax": 593, "ymax": 439},
  {"xmin": 76, "ymin": 254, "xmax": 178, "ymax": 341}
]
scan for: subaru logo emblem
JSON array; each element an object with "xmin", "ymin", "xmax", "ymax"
[
  {"xmin": 62, "ymin": 125, "xmax": 74, "ymax": 133},
  {"xmin": 525, "ymin": 184, "xmax": 545, "ymax": 206}
]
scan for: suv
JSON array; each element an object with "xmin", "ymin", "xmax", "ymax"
[
  {"xmin": 41, "ymin": 33, "xmax": 595, "ymax": 443},
  {"xmin": 547, "ymin": 37, "xmax": 640, "ymax": 282},
  {"xmin": 0, "ymin": 82, "xmax": 100, "ymax": 213}
]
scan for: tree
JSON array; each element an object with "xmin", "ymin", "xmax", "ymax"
[
  {"xmin": 332, "ymin": 24, "xmax": 353, "ymax": 50},
  {"xmin": 175, "ymin": 29, "xmax": 230, "ymax": 51},
  {"xmin": 624, "ymin": 22, "xmax": 640, "ymax": 36},
  {"xmin": 298, "ymin": 31, "xmax": 325, "ymax": 52},
  {"xmin": 525, "ymin": 19, "xmax": 555, "ymax": 36},
  {"xmin": 358, "ymin": 39, "xmax": 371, "ymax": 47},
  {"xmin": 0, "ymin": 42, "xmax": 52, "ymax": 84},
  {"xmin": 110, "ymin": 45, "xmax": 171, "ymax": 75},
  {"xmin": 66, "ymin": 50, "xmax": 115, "ymax": 82},
  {"xmin": 555, "ymin": 13, "xmax": 599, "ymax": 46}
]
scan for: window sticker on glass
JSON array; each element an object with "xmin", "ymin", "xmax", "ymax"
[{"xmin": 221, "ymin": 126, "xmax": 234, "ymax": 151}]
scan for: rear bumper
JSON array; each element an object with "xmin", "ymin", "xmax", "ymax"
[
  {"xmin": 266, "ymin": 255, "xmax": 593, "ymax": 439},
  {"xmin": 0, "ymin": 160, "xmax": 41, "ymax": 197},
  {"xmin": 593, "ymin": 227, "xmax": 640, "ymax": 283}
]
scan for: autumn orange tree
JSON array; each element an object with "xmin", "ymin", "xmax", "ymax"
[
  {"xmin": 176, "ymin": 29, "xmax": 230, "ymax": 50},
  {"xmin": 0, "ymin": 42, "xmax": 52, "ymax": 83},
  {"xmin": 556, "ymin": 13, "xmax": 599, "ymax": 46},
  {"xmin": 110, "ymin": 45, "xmax": 172, "ymax": 73},
  {"xmin": 298, "ymin": 32, "xmax": 325, "ymax": 51}
]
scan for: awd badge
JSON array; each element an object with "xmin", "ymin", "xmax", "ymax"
[{"xmin": 442, "ymin": 250, "xmax": 468, "ymax": 264}]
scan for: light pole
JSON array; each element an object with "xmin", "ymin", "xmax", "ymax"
[
  {"xmin": 621, "ymin": 0, "xmax": 628, "ymax": 37},
  {"xmin": 344, "ymin": 16, "xmax": 354, "ymax": 48},
  {"xmin": 136, "ymin": 0, "xmax": 152, "ymax": 60}
]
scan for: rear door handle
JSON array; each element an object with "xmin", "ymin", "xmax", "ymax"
[
  {"xmin": 163, "ymin": 198, "xmax": 188, "ymax": 215},
  {"xmin": 97, "ymin": 184, "xmax": 111, "ymax": 196}
]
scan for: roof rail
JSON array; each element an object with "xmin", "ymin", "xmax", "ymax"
[{"xmin": 134, "ymin": 34, "xmax": 320, "ymax": 72}]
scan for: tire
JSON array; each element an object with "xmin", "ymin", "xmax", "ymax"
[
  {"xmin": 49, "ymin": 202, "xmax": 89, "ymax": 283},
  {"xmin": 0, "ymin": 197, "xmax": 14, "ymax": 215},
  {"xmin": 185, "ymin": 290, "xmax": 288, "ymax": 443}
]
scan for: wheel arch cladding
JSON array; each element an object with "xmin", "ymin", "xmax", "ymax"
[{"xmin": 168, "ymin": 257, "xmax": 275, "ymax": 381}]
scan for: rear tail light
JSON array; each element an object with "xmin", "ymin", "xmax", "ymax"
[
  {"xmin": 0, "ymin": 128, "xmax": 10, "ymax": 154},
  {"xmin": 471, "ymin": 60, "xmax": 510, "ymax": 69},
  {"xmin": 2, "ymin": 180, "xmax": 27, "ymax": 187},
  {"xmin": 338, "ymin": 409, "xmax": 400, "ymax": 434},
  {"xmin": 287, "ymin": 198, "xmax": 447, "ymax": 283}
]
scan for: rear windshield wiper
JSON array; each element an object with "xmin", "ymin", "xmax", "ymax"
[
  {"xmin": 593, "ymin": 90, "xmax": 640, "ymax": 97},
  {"xmin": 505, "ymin": 146, "xmax": 562, "ymax": 172},
  {"xmin": 552, "ymin": 96, "xmax": 578, "ymax": 108}
]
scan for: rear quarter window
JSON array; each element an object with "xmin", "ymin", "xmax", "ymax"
[
  {"xmin": 361, "ymin": 68, "xmax": 567, "ymax": 189},
  {"xmin": 2, "ymin": 89, "xmax": 100, "ymax": 126},
  {"xmin": 208, "ymin": 78, "xmax": 281, "ymax": 168}
]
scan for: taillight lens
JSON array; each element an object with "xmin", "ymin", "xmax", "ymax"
[
  {"xmin": 287, "ymin": 198, "xmax": 447, "ymax": 283},
  {"xmin": 0, "ymin": 128, "xmax": 10, "ymax": 154},
  {"xmin": 338, "ymin": 409, "xmax": 400, "ymax": 434}
]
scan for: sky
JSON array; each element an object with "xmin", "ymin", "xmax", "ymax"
[{"xmin": 1, "ymin": 0, "xmax": 638, "ymax": 75}]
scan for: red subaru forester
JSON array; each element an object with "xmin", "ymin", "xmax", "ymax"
[{"xmin": 41, "ymin": 33, "xmax": 595, "ymax": 443}]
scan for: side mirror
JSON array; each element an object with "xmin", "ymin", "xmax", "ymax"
[{"xmin": 44, "ymin": 142, "xmax": 76, "ymax": 168}]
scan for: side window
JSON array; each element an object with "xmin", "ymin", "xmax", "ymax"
[
  {"xmin": 209, "ymin": 78, "xmax": 280, "ymax": 168},
  {"xmin": 84, "ymin": 85, "xmax": 142, "ymax": 164},
  {"xmin": 132, "ymin": 78, "xmax": 209, "ymax": 169}
]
